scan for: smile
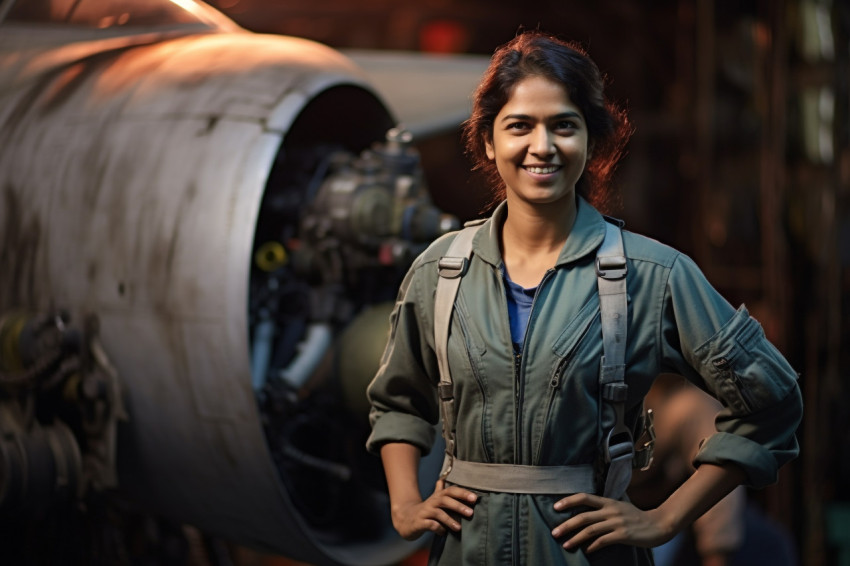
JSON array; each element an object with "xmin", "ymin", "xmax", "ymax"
[{"xmin": 523, "ymin": 165, "xmax": 561, "ymax": 174}]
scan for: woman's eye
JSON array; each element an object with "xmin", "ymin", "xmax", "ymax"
[
  {"xmin": 554, "ymin": 120, "xmax": 577, "ymax": 130},
  {"xmin": 506, "ymin": 122, "xmax": 528, "ymax": 130}
]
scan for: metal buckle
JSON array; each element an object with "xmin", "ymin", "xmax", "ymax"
[
  {"xmin": 634, "ymin": 409, "xmax": 656, "ymax": 471},
  {"xmin": 603, "ymin": 426, "xmax": 635, "ymax": 464},
  {"xmin": 440, "ymin": 443, "xmax": 455, "ymax": 480},
  {"xmin": 438, "ymin": 382, "xmax": 453, "ymax": 400},
  {"xmin": 438, "ymin": 256, "xmax": 468, "ymax": 279},
  {"xmin": 602, "ymin": 382, "xmax": 628, "ymax": 402},
  {"xmin": 596, "ymin": 256, "xmax": 627, "ymax": 280}
]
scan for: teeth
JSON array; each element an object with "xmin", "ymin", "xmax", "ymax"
[{"xmin": 526, "ymin": 166, "xmax": 559, "ymax": 174}]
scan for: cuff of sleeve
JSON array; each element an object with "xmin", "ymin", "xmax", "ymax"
[
  {"xmin": 693, "ymin": 432, "xmax": 777, "ymax": 489},
  {"xmin": 366, "ymin": 411, "xmax": 436, "ymax": 456}
]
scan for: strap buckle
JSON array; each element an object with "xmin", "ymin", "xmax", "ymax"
[
  {"xmin": 602, "ymin": 382, "xmax": 628, "ymax": 402},
  {"xmin": 438, "ymin": 257, "xmax": 469, "ymax": 279},
  {"xmin": 440, "ymin": 442, "xmax": 455, "ymax": 480},
  {"xmin": 438, "ymin": 382, "xmax": 453, "ymax": 400},
  {"xmin": 603, "ymin": 425, "xmax": 635, "ymax": 464},
  {"xmin": 596, "ymin": 256, "xmax": 627, "ymax": 280},
  {"xmin": 633, "ymin": 408, "xmax": 656, "ymax": 471}
]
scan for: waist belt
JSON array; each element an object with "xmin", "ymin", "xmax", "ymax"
[{"xmin": 444, "ymin": 459, "xmax": 596, "ymax": 495}]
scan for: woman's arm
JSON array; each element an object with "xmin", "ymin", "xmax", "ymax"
[
  {"xmin": 551, "ymin": 461, "xmax": 746, "ymax": 552},
  {"xmin": 380, "ymin": 442, "xmax": 478, "ymax": 540}
]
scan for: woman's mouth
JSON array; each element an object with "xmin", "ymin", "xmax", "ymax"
[{"xmin": 523, "ymin": 165, "xmax": 561, "ymax": 174}]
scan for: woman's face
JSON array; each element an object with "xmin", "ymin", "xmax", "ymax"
[{"xmin": 484, "ymin": 75, "xmax": 589, "ymax": 208}]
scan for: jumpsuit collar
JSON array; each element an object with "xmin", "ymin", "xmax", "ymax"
[{"xmin": 473, "ymin": 197, "xmax": 609, "ymax": 268}]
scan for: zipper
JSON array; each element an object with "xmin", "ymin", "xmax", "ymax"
[
  {"xmin": 713, "ymin": 356, "xmax": 755, "ymax": 413},
  {"xmin": 533, "ymin": 357, "xmax": 566, "ymax": 465},
  {"xmin": 456, "ymin": 302, "xmax": 493, "ymax": 463},
  {"xmin": 532, "ymin": 308, "xmax": 600, "ymax": 464},
  {"xmin": 514, "ymin": 268, "xmax": 555, "ymax": 465},
  {"xmin": 513, "ymin": 350, "xmax": 522, "ymax": 463},
  {"xmin": 505, "ymin": 266, "xmax": 553, "ymax": 566}
]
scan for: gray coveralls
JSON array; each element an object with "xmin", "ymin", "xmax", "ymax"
[{"xmin": 367, "ymin": 198, "xmax": 803, "ymax": 566}]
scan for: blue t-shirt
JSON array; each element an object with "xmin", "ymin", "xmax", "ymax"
[{"xmin": 501, "ymin": 265, "xmax": 538, "ymax": 353}]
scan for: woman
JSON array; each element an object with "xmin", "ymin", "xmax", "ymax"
[{"xmin": 366, "ymin": 31, "xmax": 802, "ymax": 565}]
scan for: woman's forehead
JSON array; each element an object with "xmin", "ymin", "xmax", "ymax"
[{"xmin": 498, "ymin": 76, "xmax": 581, "ymax": 116}]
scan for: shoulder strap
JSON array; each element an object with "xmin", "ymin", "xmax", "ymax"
[
  {"xmin": 596, "ymin": 219, "xmax": 640, "ymax": 498},
  {"xmin": 597, "ymin": 220, "xmax": 628, "ymax": 388},
  {"xmin": 434, "ymin": 222, "xmax": 482, "ymax": 479}
]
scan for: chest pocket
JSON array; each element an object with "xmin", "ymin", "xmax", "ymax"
[
  {"xmin": 534, "ymin": 292, "xmax": 635, "ymax": 466},
  {"xmin": 454, "ymin": 291, "xmax": 488, "ymax": 357},
  {"xmin": 448, "ymin": 292, "xmax": 489, "ymax": 405},
  {"xmin": 531, "ymin": 296, "xmax": 602, "ymax": 465},
  {"xmin": 551, "ymin": 294, "xmax": 602, "ymax": 360},
  {"xmin": 551, "ymin": 291, "xmax": 633, "ymax": 374},
  {"xmin": 448, "ymin": 290, "xmax": 496, "ymax": 462}
]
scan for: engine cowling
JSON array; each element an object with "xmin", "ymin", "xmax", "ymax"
[{"xmin": 0, "ymin": 20, "xmax": 451, "ymax": 566}]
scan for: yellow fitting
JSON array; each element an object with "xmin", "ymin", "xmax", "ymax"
[
  {"xmin": 0, "ymin": 312, "xmax": 28, "ymax": 372},
  {"xmin": 63, "ymin": 373, "xmax": 82, "ymax": 403},
  {"xmin": 255, "ymin": 242, "xmax": 287, "ymax": 272}
]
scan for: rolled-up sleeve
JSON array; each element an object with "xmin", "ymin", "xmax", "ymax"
[
  {"xmin": 660, "ymin": 254, "xmax": 803, "ymax": 488},
  {"xmin": 366, "ymin": 260, "xmax": 440, "ymax": 456}
]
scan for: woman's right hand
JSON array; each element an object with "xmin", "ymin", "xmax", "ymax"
[{"xmin": 391, "ymin": 479, "xmax": 478, "ymax": 540}]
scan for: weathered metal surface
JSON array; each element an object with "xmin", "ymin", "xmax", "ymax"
[{"xmin": 0, "ymin": 16, "xmax": 420, "ymax": 566}]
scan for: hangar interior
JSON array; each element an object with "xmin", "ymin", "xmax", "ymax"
[{"xmin": 0, "ymin": 0, "xmax": 848, "ymax": 565}]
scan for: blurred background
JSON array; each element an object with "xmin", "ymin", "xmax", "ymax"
[{"xmin": 1, "ymin": 0, "xmax": 847, "ymax": 565}]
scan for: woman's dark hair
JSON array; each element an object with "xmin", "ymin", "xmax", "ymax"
[{"xmin": 462, "ymin": 31, "xmax": 631, "ymax": 212}]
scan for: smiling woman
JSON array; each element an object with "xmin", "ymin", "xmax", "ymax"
[
  {"xmin": 481, "ymin": 74, "xmax": 591, "ymax": 287},
  {"xmin": 484, "ymin": 76, "xmax": 589, "ymax": 211},
  {"xmin": 463, "ymin": 33, "xmax": 631, "ymax": 214},
  {"xmin": 366, "ymin": 30, "xmax": 803, "ymax": 566}
]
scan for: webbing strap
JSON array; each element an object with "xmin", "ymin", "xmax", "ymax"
[
  {"xmin": 596, "ymin": 220, "xmax": 633, "ymax": 499},
  {"xmin": 434, "ymin": 224, "xmax": 481, "ymax": 479},
  {"xmin": 445, "ymin": 459, "xmax": 596, "ymax": 494},
  {"xmin": 597, "ymin": 221, "xmax": 628, "ymax": 387}
]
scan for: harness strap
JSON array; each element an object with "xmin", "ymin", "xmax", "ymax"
[
  {"xmin": 596, "ymin": 220, "xmax": 633, "ymax": 499},
  {"xmin": 434, "ymin": 223, "xmax": 482, "ymax": 479},
  {"xmin": 445, "ymin": 459, "xmax": 596, "ymax": 494}
]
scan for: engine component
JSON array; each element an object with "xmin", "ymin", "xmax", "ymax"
[
  {"xmin": 0, "ymin": 408, "xmax": 83, "ymax": 519},
  {"xmin": 0, "ymin": 1, "xmax": 457, "ymax": 564},
  {"xmin": 0, "ymin": 311, "xmax": 124, "ymax": 519}
]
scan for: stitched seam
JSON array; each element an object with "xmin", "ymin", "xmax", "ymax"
[{"xmin": 657, "ymin": 252, "xmax": 681, "ymax": 373}]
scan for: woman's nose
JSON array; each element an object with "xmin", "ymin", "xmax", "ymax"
[{"xmin": 529, "ymin": 126, "xmax": 555, "ymax": 156}]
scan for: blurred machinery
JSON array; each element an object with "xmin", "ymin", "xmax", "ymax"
[{"xmin": 0, "ymin": 0, "xmax": 471, "ymax": 564}]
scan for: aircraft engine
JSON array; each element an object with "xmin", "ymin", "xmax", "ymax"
[{"xmin": 0, "ymin": 3, "xmax": 457, "ymax": 564}]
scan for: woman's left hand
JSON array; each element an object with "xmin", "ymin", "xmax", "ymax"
[{"xmin": 550, "ymin": 493, "xmax": 675, "ymax": 552}]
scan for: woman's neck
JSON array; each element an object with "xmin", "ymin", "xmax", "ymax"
[
  {"xmin": 501, "ymin": 196, "xmax": 577, "ymax": 254},
  {"xmin": 499, "ymin": 196, "xmax": 577, "ymax": 287}
]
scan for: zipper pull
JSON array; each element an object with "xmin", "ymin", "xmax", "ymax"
[
  {"xmin": 514, "ymin": 352, "xmax": 522, "ymax": 397},
  {"xmin": 550, "ymin": 356, "xmax": 569, "ymax": 389}
]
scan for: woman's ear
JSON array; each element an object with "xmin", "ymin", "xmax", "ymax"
[{"xmin": 484, "ymin": 133, "xmax": 495, "ymax": 160}]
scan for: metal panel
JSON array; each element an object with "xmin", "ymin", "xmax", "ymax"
[{"xmin": 0, "ymin": 25, "xmax": 423, "ymax": 565}]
